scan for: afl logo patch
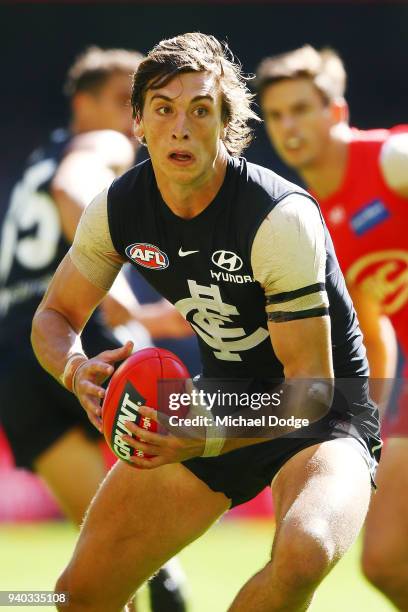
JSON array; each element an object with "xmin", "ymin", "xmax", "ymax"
[{"xmin": 125, "ymin": 243, "xmax": 169, "ymax": 270}]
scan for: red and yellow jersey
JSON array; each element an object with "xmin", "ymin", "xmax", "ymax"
[{"xmin": 315, "ymin": 126, "xmax": 408, "ymax": 357}]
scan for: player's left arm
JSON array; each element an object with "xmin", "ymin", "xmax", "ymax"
[
  {"xmin": 380, "ymin": 132, "xmax": 408, "ymax": 197},
  {"xmin": 252, "ymin": 193, "xmax": 332, "ymax": 370},
  {"xmin": 221, "ymin": 193, "xmax": 334, "ymax": 452}
]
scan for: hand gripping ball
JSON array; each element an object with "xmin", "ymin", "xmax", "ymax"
[{"xmin": 102, "ymin": 347, "xmax": 190, "ymax": 464}]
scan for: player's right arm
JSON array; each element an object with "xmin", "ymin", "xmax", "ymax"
[{"xmin": 31, "ymin": 189, "xmax": 132, "ymax": 431}]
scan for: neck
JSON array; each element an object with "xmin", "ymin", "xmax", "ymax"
[
  {"xmin": 156, "ymin": 146, "xmax": 229, "ymax": 219},
  {"xmin": 69, "ymin": 117, "xmax": 87, "ymax": 136},
  {"xmin": 299, "ymin": 124, "xmax": 352, "ymax": 200}
]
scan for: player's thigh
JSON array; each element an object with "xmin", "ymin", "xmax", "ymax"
[
  {"xmin": 62, "ymin": 460, "xmax": 230, "ymax": 601},
  {"xmin": 34, "ymin": 427, "xmax": 106, "ymax": 525},
  {"xmin": 363, "ymin": 438, "xmax": 408, "ymax": 561},
  {"xmin": 272, "ymin": 439, "xmax": 372, "ymax": 556}
]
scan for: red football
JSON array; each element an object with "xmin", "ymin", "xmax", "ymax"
[{"xmin": 102, "ymin": 347, "xmax": 190, "ymax": 465}]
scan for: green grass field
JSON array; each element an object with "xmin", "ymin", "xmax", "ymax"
[{"xmin": 0, "ymin": 519, "xmax": 393, "ymax": 611}]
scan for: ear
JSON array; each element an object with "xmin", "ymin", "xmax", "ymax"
[
  {"xmin": 71, "ymin": 92, "xmax": 93, "ymax": 117},
  {"xmin": 330, "ymin": 97, "xmax": 349, "ymax": 125},
  {"xmin": 133, "ymin": 115, "xmax": 144, "ymax": 140}
]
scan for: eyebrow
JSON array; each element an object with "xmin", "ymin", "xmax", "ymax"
[
  {"xmin": 149, "ymin": 94, "xmax": 215, "ymax": 105},
  {"xmin": 266, "ymin": 99, "xmax": 310, "ymax": 114}
]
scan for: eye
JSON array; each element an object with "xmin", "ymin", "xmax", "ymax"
[
  {"xmin": 293, "ymin": 103, "xmax": 309, "ymax": 115},
  {"xmin": 267, "ymin": 111, "xmax": 281, "ymax": 122},
  {"xmin": 157, "ymin": 106, "xmax": 172, "ymax": 116},
  {"xmin": 193, "ymin": 106, "xmax": 208, "ymax": 117}
]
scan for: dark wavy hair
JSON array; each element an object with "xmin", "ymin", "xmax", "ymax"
[{"xmin": 131, "ymin": 33, "xmax": 260, "ymax": 156}]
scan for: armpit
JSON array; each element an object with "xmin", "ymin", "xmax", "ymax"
[{"xmin": 69, "ymin": 188, "xmax": 125, "ymax": 291}]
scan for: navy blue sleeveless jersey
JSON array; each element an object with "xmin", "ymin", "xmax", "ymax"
[
  {"xmin": 107, "ymin": 156, "xmax": 367, "ymax": 379},
  {"xmin": 0, "ymin": 129, "xmax": 71, "ymax": 347},
  {"xmin": 0, "ymin": 129, "xmax": 117, "ymax": 356}
]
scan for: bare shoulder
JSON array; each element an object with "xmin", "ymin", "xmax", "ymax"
[
  {"xmin": 51, "ymin": 130, "xmax": 134, "ymax": 216},
  {"xmin": 380, "ymin": 132, "xmax": 408, "ymax": 196},
  {"xmin": 64, "ymin": 129, "xmax": 135, "ymax": 171}
]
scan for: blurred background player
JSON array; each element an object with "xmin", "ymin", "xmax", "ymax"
[
  {"xmin": 256, "ymin": 44, "xmax": 408, "ymax": 609},
  {"xmin": 0, "ymin": 46, "xmax": 190, "ymax": 611}
]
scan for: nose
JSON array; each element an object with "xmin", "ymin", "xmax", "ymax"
[
  {"xmin": 281, "ymin": 114, "xmax": 296, "ymax": 132},
  {"xmin": 172, "ymin": 112, "xmax": 190, "ymax": 140}
]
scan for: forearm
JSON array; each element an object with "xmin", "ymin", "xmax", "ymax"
[
  {"xmin": 31, "ymin": 308, "xmax": 85, "ymax": 385},
  {"xmin": 102, "ymin": 275, "xmax": 191, "ymax": 338},
  {"xmin": 365, "ymin": 315, "xmax": 397, "ymax": 414},
  {"xmin": 135, "ymin": 302, "xmax": 192, "ymax": 339},
  {"xmin": 365, "ymin": 317, "xmax": 397, "ymax": 379},
  {"xmin": 348, "ymin": 285, "xmax": 397, "ymax": 410}
]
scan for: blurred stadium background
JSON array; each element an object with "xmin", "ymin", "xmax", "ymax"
[{"xmin": 1, "ymin": 1, "xmax": 407, "ymax": 610}]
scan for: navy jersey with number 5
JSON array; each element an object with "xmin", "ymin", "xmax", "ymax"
[{"xmin": 0, "ymin": 130, "xmax": 71, "ymax": 347}]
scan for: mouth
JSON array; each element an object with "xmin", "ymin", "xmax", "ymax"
[
  {"xmin": 284, "ymin": 136, "xmax": 303, "ymax": 151},
  {"xmin": 168, "ymin": 151, "xmax": 195, "ymax": 165}
]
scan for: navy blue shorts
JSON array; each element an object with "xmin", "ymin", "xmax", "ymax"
[{"xmin": 183, "ymin": 379, "xmax": 381, "ymax": 508}]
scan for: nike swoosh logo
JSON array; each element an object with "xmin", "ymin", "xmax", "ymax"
[{"xmin": 178, "ymin": 248, "xmax": 199, "ymax": 257}]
